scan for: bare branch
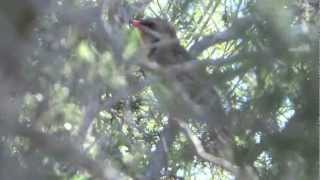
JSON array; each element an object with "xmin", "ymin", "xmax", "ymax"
[
  {"xmin": 189, "ymin": 16, "xmax": 254, "ymax": 57},
  {"xmin": 178, "ymin": 120, "xmax": 239, "ymax": 174},
  {"xmin": 78, "ymin": 94, "xmax": 101, "ymax": 143},
  {"xmin": 166, "ymin": 49, "xmax": 271, "ymax": 75},
  {"xmin": 143, "ymin": 120, "xmax": 179, "ymax": 180}
]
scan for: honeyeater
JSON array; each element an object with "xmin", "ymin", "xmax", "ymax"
[{"xmin": 131, "ymin": 19, "xmax": 231, "ymax": 155}]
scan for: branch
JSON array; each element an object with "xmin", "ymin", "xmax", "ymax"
[
  {"xmin": 78, "ymin": 94, "xmax": 101, "ymax": 143},
  {"xmin": 178, "ymin": 120, "xmax": 239, "ymax": 174},
  {"xmin": 167, "ymin": 49, "xmax": 271, "ymax": 75},
  {"xmin": 143, "ymin": 120, "xmax": 179, "ymax": 180},
  {"xmin": 189, "ymin": 16, "xmax": 254, "ymax": 57}
]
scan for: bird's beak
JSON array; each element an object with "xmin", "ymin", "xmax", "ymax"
[
  {"xmin": 129, "ymin": 19, "xmax": 142, "ymax": 29},
  {"xmin": 129, "ymin": 19, "xmax": 161, "ymax": 40}
]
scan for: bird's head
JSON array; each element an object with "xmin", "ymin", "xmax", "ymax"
[{"xmin": 130, "ymin": 18, "xmax": 177, "ymax": 46}]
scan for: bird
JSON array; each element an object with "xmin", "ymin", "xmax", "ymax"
[
  {"xmin": 130, "ymin": 18, "xmax": 190, "ymax": 66},
  {"xmin": 130, "ymin": 18, "xmax": 227, "ymax": 123},
  {"xmin": 130, "ymin": 18, "xmax": 232, "ymax": 159}
]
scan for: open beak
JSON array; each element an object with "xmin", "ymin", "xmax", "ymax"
[{"xmin": 129, "ymin": 19, "xmax": 161, "ymax": 40}]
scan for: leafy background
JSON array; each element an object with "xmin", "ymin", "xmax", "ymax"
[{"xmin": 0, "ymin": 0, "xmax": 318, "ymax": 179}]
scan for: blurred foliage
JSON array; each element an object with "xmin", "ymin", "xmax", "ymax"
[{"xmin": 0, "ymin": 0, "xmax": 318, "ymax": 180}]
